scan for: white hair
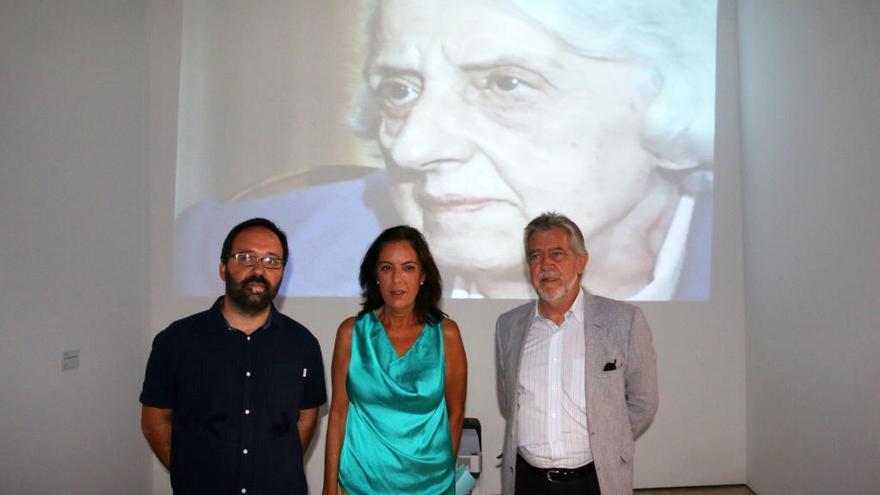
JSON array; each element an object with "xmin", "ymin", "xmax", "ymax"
[{"xmin": 509, "ymin": 0, "xmax": 716, "ymax": 167}]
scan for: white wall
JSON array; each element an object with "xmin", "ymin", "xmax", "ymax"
[
  {"xmin": 738, "ymin": 1, "xmax": 880, "ymax": 493},
  {"xmin": 0, "ymin": 1, "xmax": 152, "ymax": 493}
]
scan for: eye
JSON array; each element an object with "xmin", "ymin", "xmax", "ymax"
[
  {"xmin": 375, "ymin": 80, "xmax": 420, "ymax": 107},
  {"xmin": 487, "ymin": 74, "xmax": 529, "ymax": 92},
  {"xmin": 550, "ymin": 250, "xmax": 566, "ymax": 261},
  {"xmin": 262, "ymin": 257, "xmax": 283, "ymax": 269},
  {"xmin": 527, "ymin": 253, "xmax": 542, "ymax": 264},
  {"xmin": 482, "ymin": 67, "xmax": 546, "ymax": 96},
  {"xmin": 235, "ymin": 253, "xmax": 256, "ymax": 265}
]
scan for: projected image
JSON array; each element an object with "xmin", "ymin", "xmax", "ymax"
[{"xmin": 173, "ymin": 0, "xmax": 717, "ymax": 300}]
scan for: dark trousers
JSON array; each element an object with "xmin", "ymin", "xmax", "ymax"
[{"xmin": 515, "ymin": 454, "xmax": 601, "ymax": 494}]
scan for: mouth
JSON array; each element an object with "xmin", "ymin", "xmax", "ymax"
[
  {"xmin": 246, "ymin": 283, "xmax": 266, "ymax": 294},
  {"xmin": 243, "ymin": 277, "xmax": 269, "ymax": 294},
  {"xmin": 417, "ymin": 193, "xmax": 507, "ymax": 213}
]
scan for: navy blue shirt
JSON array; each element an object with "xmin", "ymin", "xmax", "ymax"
[{"xmin": 140, "ymin": 297, "xmax": 326, "ymax": 494}]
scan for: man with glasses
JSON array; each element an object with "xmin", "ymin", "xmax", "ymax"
[{"xmin": 140, "ymin": 217, "xmax": 326, "ymax": 495}]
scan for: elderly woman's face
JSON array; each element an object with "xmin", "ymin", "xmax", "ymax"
[{"xmin": 370, "ymin": 0, "xmax": 660, "ymax": 279}]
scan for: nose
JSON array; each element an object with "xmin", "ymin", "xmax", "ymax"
[
  {"xmin": 250, "ymin": 261, "xmax": 266, "ymax": 275},
  {"xmin": 384, "ymin": 86, "xmax": 475, "ymax": 171}
]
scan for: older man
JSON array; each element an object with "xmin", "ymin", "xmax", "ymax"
[
  {"xmin": 140, "ymin": 218, "xmax": 326, "ymax": 494},
  {"xmin": 495, "ymin": 212, "xmax": 658, "ymax": 494}
]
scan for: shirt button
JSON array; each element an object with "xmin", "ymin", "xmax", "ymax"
[
  {"xmin": 244, "ymin": 409, "xmax": 251, "ymax": 415},
  {"xmin": 242, "ymin": 448, "xmax": 249, "ymax": 455},
  {"xmin": 241, "ymin": 489, "xmax": 247, "ymax": 494},
  {"xmin": 245, "ymin": 371, "xmax": 251, "ymax": 377}
]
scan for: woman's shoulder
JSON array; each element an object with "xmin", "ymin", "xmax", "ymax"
[
  {"xmin": 341, "ymin": 311, "xmax": 380, "ymax": 334},
  {"xmin": 336, "ymin": 315, "xmax": 359, "ymax": 336},
  {"xmin": 440, "ymin": 318, "xmax": 466, "ymax": 369},
  {"xmin": 440, "ymin": 317, "xmax": 461, "ymax": 339}
]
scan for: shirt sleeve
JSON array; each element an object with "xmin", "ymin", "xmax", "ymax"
[
  {"xmin": 139, "ymin": 328, "xmax": 177, "ymax": 409},
  {"xmin": 299, "ymin": 334, "xmax": 327, "ymax": 409}
]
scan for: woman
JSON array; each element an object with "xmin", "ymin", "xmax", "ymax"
[{"xmin": 323, "ymin": 226, "xmax": 467, "ymax": 495}]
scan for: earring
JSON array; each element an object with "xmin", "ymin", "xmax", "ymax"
[
  {"xmin": 420, "ymin": 281, "xmax": 424, "ymax": 286},
  {"xmin": 376, "ymin": 280, "xmax": 380, "ymax": 285}
]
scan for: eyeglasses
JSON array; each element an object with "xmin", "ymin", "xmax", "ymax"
[{"xmin": 229, "ymin": 252, "xmax": 284, "ymax": 270}]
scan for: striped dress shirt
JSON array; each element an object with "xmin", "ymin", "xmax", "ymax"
[{"xmin": 516, "ymin": 288, "xmax": 592, "ymax": 469}]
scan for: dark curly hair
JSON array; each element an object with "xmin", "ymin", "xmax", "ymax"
[{"xmin": 357, "ymin": 225, "xmax": 446, "ymax": 324}]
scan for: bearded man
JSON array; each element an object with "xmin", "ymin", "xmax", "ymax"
[
  {"xmin": 495, "ymin": 212, "xmax": 658, "ymax": 494},
  {"xmin": 140, "ymin": 218, "xmax": 326, "ymax": 495}
]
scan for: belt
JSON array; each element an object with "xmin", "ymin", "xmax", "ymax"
[{"xmin": 517, "ymin": 454, "xmax": 595, "ymax": 483}]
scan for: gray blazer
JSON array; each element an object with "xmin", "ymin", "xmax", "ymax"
[{"xmin": 495, "ymin": 292, "xmax": 658, "ymax": 495}]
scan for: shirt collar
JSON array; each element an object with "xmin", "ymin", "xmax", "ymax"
[
  {"xmin": 212, "ymin": 296, "xmax": 275, "ymax": 334},
  {"xmin": 533, "ymin": 285, "xmax": 585, "ymax": 325}
]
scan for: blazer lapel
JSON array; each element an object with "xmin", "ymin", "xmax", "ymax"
[
  {"xmin": 508, "ymin": 304, "xmax": 535, "ymax": 410},
  {"xmin": 582, "ymin": 292, "xmax": 604, "ymax": 415}
]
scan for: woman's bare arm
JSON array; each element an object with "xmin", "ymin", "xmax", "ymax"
[
  {"xmin": 322, "ymin": 317, "xmax": 355, "ymax": 495},
  {"xmin": 442, "ymin": 318, "xmax": 467, "ymax": 458}
]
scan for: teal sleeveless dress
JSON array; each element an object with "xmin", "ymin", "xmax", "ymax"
[{"xmin": 339, "ymin": 311, "xmax": 455, "ymax": 495}]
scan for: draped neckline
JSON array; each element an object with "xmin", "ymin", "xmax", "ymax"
[{"xmin": 371, "ymin": 310, "xmax": 430, "ymax": 360}]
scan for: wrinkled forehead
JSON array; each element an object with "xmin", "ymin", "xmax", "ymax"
[
  {"xmin": 526, "ymin": 228, "xmax": 574, "ymax": 251},
  {"xmin": 371, "ymin": 0, "xmax": 566, "ymax": 68}
]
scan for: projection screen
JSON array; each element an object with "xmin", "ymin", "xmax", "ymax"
[{"xmin": 172, "ymin": 0, "xmax": 717, "ymax": 301}]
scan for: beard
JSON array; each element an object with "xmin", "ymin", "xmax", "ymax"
[
  {"xmin": 225, "ymin": 273, "xmax": 278, "ymax": 315},
  {"xmin": 536, "ymin": 270, "xmax": 580, "ymax": 303}
]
